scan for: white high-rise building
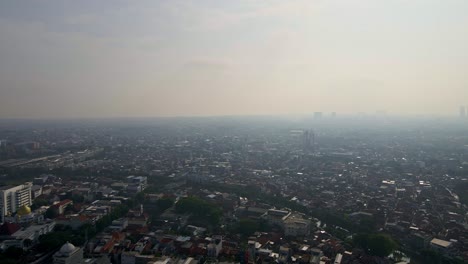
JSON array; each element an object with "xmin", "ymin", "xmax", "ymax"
[
  {"xmin": 460, "ymin": 106, "xmax": 466, "ymax": 118},
  {"xmin": 0, "ymin": 183, "xmax": 32, "ymax": 223}
]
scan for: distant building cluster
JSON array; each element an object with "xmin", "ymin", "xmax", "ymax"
[
  {"xmin": 0, "ymin": 118, "xmax": 467, "ymax": 263},
  {"xmin": 460, "ymin": 105, "xmax": 468, "ymax": 118}
]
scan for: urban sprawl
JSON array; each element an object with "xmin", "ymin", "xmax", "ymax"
[{"xmin": 0, "ymin": 117, "xmax": 467, "ymax": 264}]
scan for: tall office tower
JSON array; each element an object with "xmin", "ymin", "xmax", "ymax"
[
  {"xmin": 310, "ymin": 130, "xmax": 316, "ymax": 148},
  {"xmin": 302, "ymin": 130, "xmax": 315, "ymax": 151},
  {"xmin": 460, "ymin": 106, "xmax": 466, "ymax": 118},
  {"xmin": 314, "ymin": 112, "xmax": 323, "ymax": 119},
  {"xmin": 302, "ymin": 130, "xmax": 310, "ymax": 150},
  {"xmin": 0, "ymin": 183, "xmax": 32, "ymax": 223}
]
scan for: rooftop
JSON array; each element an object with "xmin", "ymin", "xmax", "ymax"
[{"xmin": 430, "ymin": 238, "xmax": 452, "ymax": 248}]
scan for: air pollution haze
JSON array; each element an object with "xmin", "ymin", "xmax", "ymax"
[{"xmin": 1, "ymin": 0, "xmax": 467, "ymax": 118}]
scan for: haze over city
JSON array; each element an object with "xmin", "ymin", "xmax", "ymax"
[
  {"xmin": 2, "ymin": 2, "xmax": 468, "ymax": 264},
  {"xmin": 1, "ymin": 0, "xmax": 468, "ymax": 119}
]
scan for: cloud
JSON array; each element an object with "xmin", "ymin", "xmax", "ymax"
[
  {"xmin": 183, "ymin": 58, "xmax": 231, "ymax": 71},
  {"xmin": 148, "ymin": 0, "xmax": 318, "ymax": 32},
  {"xmin": 64, "ymin": 13, "xmax": 100, "ymax": 26},
  {"xmin": 1, "ymin": 1, "xmax": 468, "ymax": 117}
]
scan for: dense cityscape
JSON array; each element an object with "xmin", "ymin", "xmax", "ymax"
[
  {"xmin": 0, "ymin": 115, "xmax": 467, "ymax": 264},
  {"xmin": 2, "ymin": 0, "xmax": 468, "ymax": 263}
]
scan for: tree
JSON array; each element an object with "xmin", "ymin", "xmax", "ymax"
[
  {"xmin": 23, "ymin": 239, "xmax": 33, "ymax": 249},
  {"xmin": 37, "ymin": 233, "xmax": 67, "ymax": 252},
  {"xmin": 454, "ymin": 181, "xmax": 468, "ymax": 205},
  {"xmin": 31, "ymin": 198, "xmax": 49, "ymax": 210},
  {"xmin": 175, "ymin": 197, "xmax": 222, "ymax": 226},
  {"xmin": 79, "ymin": 223, "xmax": 97, "ymax": 238},
  {"xmin": 71, "ymin": 194, "xmax": 84, "ymax": 203},
  {"xmin": 357, "ymin": 217, "xmax": 377, "ymax": 233},
  {"xmin": 367, "ymin": 234, "xmax": 398, "ymax": 257},
  {"xmin": 135, "ymin": 192, "xmax": 146, "ymax": 204},
  {"xmin": 257, "ymin": 218, "xmax": 273, "ymax": 232},
  {"xmin": 44, "ymin": 207, "xmax": 58, "ymax": 219},
  {"xmin": 353, "ymin": 233, "xmax": 398, "ymax": 257},
  {"xmin": 94, "ymin": 204, "xmax": 129, "ymax": 232},
  {"xmin": 3, "ymin": 246, "xmax": 23, "ymax": 258},
  {"xmin": 64, "ymin": 204, "xmax": 74, "ymax": 214},
  {"xmin": 419, "ymin": 249, "xmax": 443, "ymax": 264},
  {"xmin": 156, "ymin": 197, "xmax": 174, "ymax": 212},
  {"xmin": 237, "ymin": 219, "xmax": 259, "ymax": 236}
]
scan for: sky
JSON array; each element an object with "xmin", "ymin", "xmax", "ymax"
[{"xmin": 1, "ymin": 0, "xmax": 467, "ymax": 118}]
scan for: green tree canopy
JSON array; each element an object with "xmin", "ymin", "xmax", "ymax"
[
  {"xmin": 3, "ymin": 246, "xmax": 24, "ymax": 258},
  {"xmin": 353, "ymin": 233, "xmax": 398, "ymax": 257},
  {"xmin": 156, "ymin": 197, "xmax": 174, "ymax": 212},
  {"xmin": 175, "ymin": 197, "xmax": 222, "ymax": 225},
  {"xmin": 31, "ymin": 198, "xmax": 49, "ymax": 210},
  {"xmin": 44, "ymin": 207, "xmax": 58, "ymax": 219},
  {"xmin": 237, "ymin": 219, "xmax": 259, "ymax": 236}
]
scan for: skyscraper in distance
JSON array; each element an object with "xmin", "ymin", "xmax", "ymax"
[
  {"xmin": 459, "ymin": 106, "xmax": 466, "ymax": 118},
  {"xmin": 302, "ymin": 129, "xmax": 315, "ymax": 151}
]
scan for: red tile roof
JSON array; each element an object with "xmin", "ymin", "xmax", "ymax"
[{"xmin": 0, "ymin": 222, "xmax": 21, "ymax": 236}]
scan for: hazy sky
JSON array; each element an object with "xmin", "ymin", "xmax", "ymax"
[{"xmin": 1, "ymin": 0, "xmax": 467, "ymax": 118}]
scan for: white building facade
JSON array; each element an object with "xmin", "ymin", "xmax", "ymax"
[
  {"xmin": 53, "ymin": 242, "xmax": 84, "ymax": 264},
  {"xmin": 0, "ymin": 183, "xmax": 32, "ymax": 223}
]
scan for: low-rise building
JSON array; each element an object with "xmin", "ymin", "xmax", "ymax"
[
  {"xmin": 284, "ymin": 214, "xmax": 311, "ymax": 237},
  {"xmin": 430, "ymin": 238, "xmax": 455, "ymax": 255},
  {"xmin": 0, "ymin": 221, "xmax": 55, "ymax": 250},
  {"xmin": 262, "ymin": 209, "xmax": 291, "ymax": 227},
  {"xmin": 53, "ymin": 242, "xmax": 83, "ymax": 264}
]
